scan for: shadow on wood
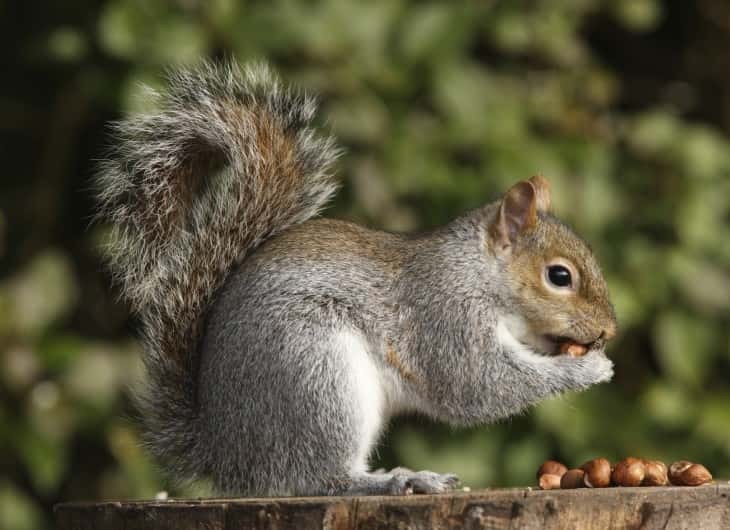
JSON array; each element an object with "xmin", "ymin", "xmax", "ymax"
[{"xmin": 55, "ymin": 484, "xmax": 730, "ymax": 529}]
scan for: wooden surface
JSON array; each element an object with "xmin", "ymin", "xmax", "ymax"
[{"xmin": 55, "ymin": 484, "xmax": 730, "ymax": 530}]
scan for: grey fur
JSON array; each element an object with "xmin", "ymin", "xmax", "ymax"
[{"xmin": 98, "ymin": 61, "xmax": 615, "ymax": 497}]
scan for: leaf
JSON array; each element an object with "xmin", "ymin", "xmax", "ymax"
[
  {"xmin": 97, "ymin": 0, "xmax": 140, "ymax": 59},
  {"xmin": 612, "ymin": 0, "xmax": 663, "ymax": 32},
  {"xmin": 695, "ymin": 393, "xmax": 730, "ymax": 452},
  {"xmin": 14, "ymin": 427, "xmax": 67, "ymax": 494},
  {"xmin": 0, "ymin": 481, "xmax": 45, "ymax": 530},
  {"xmin": 669, "ymin": 251, "xmax": 730, "ymax": 315},
  {"xmin": 399, "ymin": 4, "xmax": 453, "ymax": 61},
  {"xmin": 653, "ymin": 311, "xmax": 717, "ymax": 388},
  {"xmin": 3, "ymin": 251, "xmax": 78, "ymax": 339},
  {"xmin": 641, "ymin": 381, "xmax": 695, "ymax": 429}
]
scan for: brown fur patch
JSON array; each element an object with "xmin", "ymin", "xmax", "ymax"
[
  {"xmin": 258, "ymin": 217, "xmax": 407, "ymax": 273},
  {"xmin": 386, "ymin": 343, "xmax": 419, "ymax": 383},
  {"xmin": 252, "ymin": 110, "xmax": 299, "ymax": 187}
]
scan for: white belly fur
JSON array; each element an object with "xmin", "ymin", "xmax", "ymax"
[{"xmin": 336, "ymin": 330, "xmax": 384, "ymax": 473}]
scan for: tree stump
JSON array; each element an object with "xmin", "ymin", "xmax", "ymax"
[{"xmin": 55, "ymin": 484, "xmax": 730, "ymax": 529}]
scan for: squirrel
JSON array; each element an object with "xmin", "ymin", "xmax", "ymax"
[{"xmin": 96, "ymin": 61, "xmax": 618, "ymax": 496}]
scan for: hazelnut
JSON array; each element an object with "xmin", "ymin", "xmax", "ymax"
[
  {"xmin": 611, "ymin": 457, "xmax": 645, "ymax": 487},
  {"xmin": 642, "ymin": 460, "xmax": 668, "ymax": 486},
  {"xmin": 669, "ymin": 461, "xmax": 712, "ymax": 486},
  {"xmin": 536, "ymin": 460, "xmax": 568, "ymax": 480},
  {"xmin": 560, "ymin": 469, "xmax": 586, "ymax": 489},
  {"xmin": 559, "ymin": 341, "xmax": 588, "ymax": 357},
  {"xmin": 580, "ymin": 458, "xmax": 611, "ymax": 488},
  {"xmin": 538, "ymin": 473, "xmax": 562, "ymax": 490}
]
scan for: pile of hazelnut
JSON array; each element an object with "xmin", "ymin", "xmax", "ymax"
[{"xmin": 537, "ymin": 458, "xmax": 712, "ymax": 490}]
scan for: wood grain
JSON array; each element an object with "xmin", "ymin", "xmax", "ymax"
[{"xmin": 55, "ymin": 483, "xmax": 730, "ymax": 530}]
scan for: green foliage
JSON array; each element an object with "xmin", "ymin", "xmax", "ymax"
[{"xmin": 2, "ymin": 0, "xmax": 730, "ymax": 528}]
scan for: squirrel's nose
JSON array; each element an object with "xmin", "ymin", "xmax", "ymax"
[{"xmin": 600, "ymin": 324, "xmax": 617, "ymax": 342}]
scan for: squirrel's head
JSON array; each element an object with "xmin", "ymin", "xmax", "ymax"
[{"xmin": 487, "ymin": 175, "xmax": 617, "ymax": 355}]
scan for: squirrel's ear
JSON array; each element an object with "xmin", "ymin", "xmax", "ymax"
[
  {"xmin": 528, "ymin": 174, "xmax": 551, "ymax": 212},
  {"xmin": 490, "ymin": 179, "xmax": 539, "ymax": 253}
]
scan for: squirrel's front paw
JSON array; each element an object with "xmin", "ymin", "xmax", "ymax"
[
  {"xmin": 565, "ymin": 350, "xmax": 614, "ymax": 387},
  {"xmin": 387, "ymin": 468, "xmax": 460, "ymax": 495}
]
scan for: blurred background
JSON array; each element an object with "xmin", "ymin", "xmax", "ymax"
[{"xmin": 2, "ymin": 0, "xmax": 730, "ymax": 527}]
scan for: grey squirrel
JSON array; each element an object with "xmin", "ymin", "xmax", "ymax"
[{"xmin": 97, "ymin": 61, "xmax": 617, "ymax": 496}]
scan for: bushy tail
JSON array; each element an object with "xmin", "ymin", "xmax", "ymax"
[{"xmin": 96, "ymin": 61, "xmax": 340, "ymax": 481}]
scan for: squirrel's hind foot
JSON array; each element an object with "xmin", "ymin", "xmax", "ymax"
[
  {"xmin": 333, "ymin": 468, "xmax": 460, "ymax": 496},
  {"xmin": 388, "ymin": 468, "xmax": 460, "ymax": 495}
]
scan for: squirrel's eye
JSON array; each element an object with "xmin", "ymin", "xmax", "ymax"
[{"xmin": 547, "ymin": 265, "xmax": 572, "ymax": 288}]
